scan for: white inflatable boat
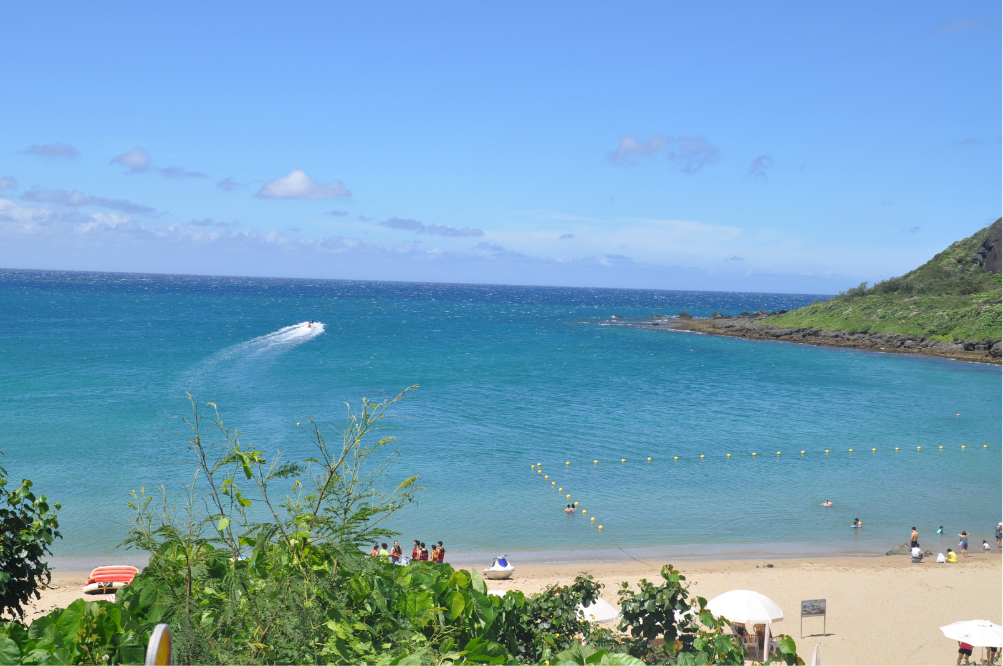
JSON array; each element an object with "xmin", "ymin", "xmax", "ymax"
[{"xmin": 483, "ymin": 556, "xmax": 515, "ymax": 580}]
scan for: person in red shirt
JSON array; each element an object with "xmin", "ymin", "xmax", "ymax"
[
  {"xmin": 419, "ymin": 542, "xmax": 429, "ymax": 561},
  {"xmin": 435, "ymin": 541, "xmax": 446, "ymax": 563},
  {"xmin": 957, "ymin": 641, "xmax": 973, "ymax": 665},
  {"xmin": 411, "ymin": 540, "xmax": 420, "ymax": 562}
]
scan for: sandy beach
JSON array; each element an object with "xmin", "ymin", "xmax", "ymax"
[{"xmin": 32, "ymin": 553, "xmax": 1000, "ymax": 665}]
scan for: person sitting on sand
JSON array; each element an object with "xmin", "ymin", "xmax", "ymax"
[
  {"xmin": 982, "ymin": 540, "xmax": 991, "ymax": 553},
  {"xmin": 937, "ymin": 552, "xmax": 946, "ymax": 563},
  {"xmin": 911, "ymin": 546, "xmax": 924, "ymax": 562},
  {"xmin": 852, "ymin": 518, "xmax": 862, "ymax": 528},
  {"xmin": 946, "ymin": 548, "xmax": 958, "ymax": 563}
]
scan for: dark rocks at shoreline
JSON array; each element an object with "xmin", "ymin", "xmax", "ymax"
[
  {"xmin": 712, "ymin": 312, "xmax": 724, "ymax": 319},
  {"xmin": 885, "ymin": 543, "xmax": 933, "ymax": 556},
  {"xmin": 673, "ymin": 314, "xmax": 1001, "ymax": 363},
  {"xmin": 677, "ymin": 312, "xmax": 693, "ymax": 319}
]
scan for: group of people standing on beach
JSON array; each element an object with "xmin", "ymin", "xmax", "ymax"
[
  {"xmin": 909, "ymin": 524, "xmax": 1001, "ymax": 563},
  {"xmin": 369, "ymin": 539, "xmax": 446, "ymax": 564}
]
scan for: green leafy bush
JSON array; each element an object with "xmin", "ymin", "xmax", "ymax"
[{"xmin": 0, "ymin": 454, "xmax": 61, "ymax": 623}]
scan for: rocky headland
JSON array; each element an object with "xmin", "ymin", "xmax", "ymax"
[{"xmin": 672, "ymin": 312, "xmax": 1002, "ymax": 364}]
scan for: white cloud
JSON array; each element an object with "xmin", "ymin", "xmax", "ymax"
[
  {"xmin": 217, "ymin": 177, "xmax": 241, "ymax": 191},
  {"xmin": 158, "ymin": 166, "xmax": 208, "ymax": 179},
  {"xmin": 21, "ymin": 187, "xmax": 154, "ymax": 214},
  {"xmin": 748, "ymin": 155, "xmax": 773, "ymax": 179},
  {"xmin": 112, "ymin": 147, "xmax": 152, "ymax": 174},
  {"xmin": 0, "ymin": 177, "xmax": 16, "ymax": 191},
  {"xmin": 378, "ymin": 218, "xmax": 484, "ymax": 236},
  {"xmin": 23, "ymin": 143, "xmax": 78, "ymax": 159},
  {"xmin": 257, "ymin": 170, "xmax": 351, "ymax": 200},
  {"xmin": 606, "ymin": 134, "xmax": 719, "ymax": 174}
]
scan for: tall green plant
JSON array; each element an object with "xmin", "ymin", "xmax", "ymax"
[
  {"xmin": 120, "ymin": 387, "xmax": 425, "ymax": 663},
  {"xmin": 0, "ymin": 453, "xmax": 60, "ymax": 623}
]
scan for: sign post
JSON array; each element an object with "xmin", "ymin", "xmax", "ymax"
[{"xmin": 800, "ymin": 599, "xmax": 826, "ymax": 638}]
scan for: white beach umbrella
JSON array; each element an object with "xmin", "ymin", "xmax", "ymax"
[
  {"xmin": 809, "ymin": 643, "xmax": 820, "ymax": 666},
  {"xmin": 706, "ymin": 590, "xmax": 784, "ymax": 624},
  {"xmin": 940, "ymin": 620, "xmax": 1003, "ymax": 647},
  {"xmin": 577, "ymin": 598, "xmax": 619, "ymax": 623}
]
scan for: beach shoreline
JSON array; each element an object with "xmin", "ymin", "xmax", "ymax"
[{"xmin": 34, "ymin": 552, "xmax": 1001, "ymax": 665}]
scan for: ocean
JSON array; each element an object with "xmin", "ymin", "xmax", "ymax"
[{"xmin": 1, "ymin": 269, "xmax": 1000, "ymax": 570}]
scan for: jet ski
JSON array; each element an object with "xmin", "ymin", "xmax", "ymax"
[{"xmin": 483, "ymin": 556, "xmax": 515, "ymax": 580}]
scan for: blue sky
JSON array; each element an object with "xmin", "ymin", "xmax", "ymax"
[{"xmin": 1, "ymin": 2, "xmax": 999, "ymax": 293}]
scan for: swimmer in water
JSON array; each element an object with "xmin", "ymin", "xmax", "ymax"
[
  {"xmin": 852, "ymin": 518, "xmax": 862, "ymax": 528},
  {"xmin": 820, "ymin": 500, "xmax": 833, "ymax": 507},
  {"xmin": 937, "ymin": 526, "xmax": 943, "ymax": 534}
]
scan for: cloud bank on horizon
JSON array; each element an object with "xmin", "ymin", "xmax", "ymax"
[{"xmin": 0, "ymin": 4, "xmax": 999, "ymax": 294}]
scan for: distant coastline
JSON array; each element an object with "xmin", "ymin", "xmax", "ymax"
[{"xmin": 667, "ymin": 314, "xmax": 1002, "ymax": 364}]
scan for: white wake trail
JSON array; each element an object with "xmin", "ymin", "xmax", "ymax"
[{"xmin": 184, "ymin": 322, "xmax": 325, "ymax": 393}]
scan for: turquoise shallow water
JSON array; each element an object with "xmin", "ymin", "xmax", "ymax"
[{"xmin": 1, "ymin": 269, "xmax": 1000, "ymax": 568}]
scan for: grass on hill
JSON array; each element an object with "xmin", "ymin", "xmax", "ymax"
[{"xmin": 768, "ymin": 219, "xmax": 1002, "ymax": 341}]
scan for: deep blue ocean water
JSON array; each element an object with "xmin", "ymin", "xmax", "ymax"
[{"xmin": 1, "ymin": 269, "xmax": 1000, "ymax": 569}]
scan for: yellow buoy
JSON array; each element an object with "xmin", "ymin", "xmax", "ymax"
[
  {"xmin": 567, "ymin": 494, "xmax": 571, "ymax": 499},
  {"xmin": 297, "ymin": 422, "xmax": 300, "ymax": 426},
  {"xmin": 538, "ymin": 470, "xmax": 542, "ymax": 474},
  {"xmin": 594, "ymin": 460, "xmax": 598, "ymax": 464},
  {"xmin": 582, "ymin": 510, "xmax": 586, "ymax": 515},
  {"xmin": 552, "ymin": 482, "xmax": 556, "ymax": 486},
  {"xmin": 872, "ymin": 448, "xmax": 876, "ymax": 451},
  {"xmin": 574, "ymin": 501, "xmax": 578, "ymax": 506},
  {"xmin": 674, "ymin": 456, "xmax": 679, "ymax": 460},
  {"xmin": 559, "ymin": 488, "xmax": 562, "ymax": 492},
  {"xmin": 531, "ymin": 464, "xmax": 535, "ymax": 469},
  {"xmin": 825, "ymin": 450, "xmax": 829, "ymax": 453},
  {"xmin": 598, "ymin": 525, "xmax": 603, "ymax": 531},
  {"xmin": 984, "ymin": 445, "xmax": 988, "ymax": 448},
  {"xmin": 591, "ymin": 517, "xmax": 595, "ymax": 523},
  {"xmin": 801, "ymin": 451, "xmax": 805, "ymax": 455},
  {"xmin": 777, "ymin": 451, "xmax": 781, "ymax": 455},
  {"xmin": 895, "ymin": 447, "xmax": 899, "ymax": 450},
  {"xmin": 849, "ymin": 449, "xmax": 853, "ymax": 452},
  {"xmin": 538, "ymin": 463, "xmax": 542, "ymax": 467},
  {"xmin": 566, "ymin": 461, "xmax": 570, "ymax": 465},
  {"xmin": 700, "ymin": 455, "xmax": 705, "ymax": 458},
  {"xmin": 939, "ymin": 446, "xmax": 943, "ymax": 449},
  {"xmin": 647, "ymin": 457, "xmax": 652, "ymax": 462},
  {"xmin": 727, "ymin": 453, "xmax": 731, "ymax": 458},
  {"xmin": 544, "ymin": 475, "xmax": 548, "ymax": 479},
  {"xmin": 917, "ymin": 447, "xmax": 921, "ymax": 450},
  {"xmin": 752, "ymin": 452, "xmax": 757, "ymax": 456},
  {"xmin": 621, "ymin": 458, "xmax": 626, "ymax": 463},
  {"xmin": 961, "ymin": 445, "xmax": 966, "ymax": 449}
]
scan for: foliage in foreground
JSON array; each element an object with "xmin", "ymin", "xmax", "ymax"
[
  {"xmin": 0, "ymin": 453, "xmax": 61, "ymax": 623},
  {"xmin": 769, "ymin": 219, "xmax": 1002, "ymax": 340},
  {"xmin": 0, "ymin": 389, "xmax": 804, "ymax": 664}
]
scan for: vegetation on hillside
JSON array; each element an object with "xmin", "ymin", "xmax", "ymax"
[
  {"xmin": 769, "ymin": 219, "xmax": 1002, "ymax": 340},
  {"xmin": 0, "ymin": 391, "xmax": 804, "ymax": 664}
]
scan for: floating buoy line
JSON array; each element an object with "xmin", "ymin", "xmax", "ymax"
[{"xmin": 529, "ymin": 444, "xmax": 996, "ymax": 536}]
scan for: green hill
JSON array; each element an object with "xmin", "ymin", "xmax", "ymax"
[{"xmin": 769, "ymin": 219, "xmax": 1002, "ymax": 341}]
